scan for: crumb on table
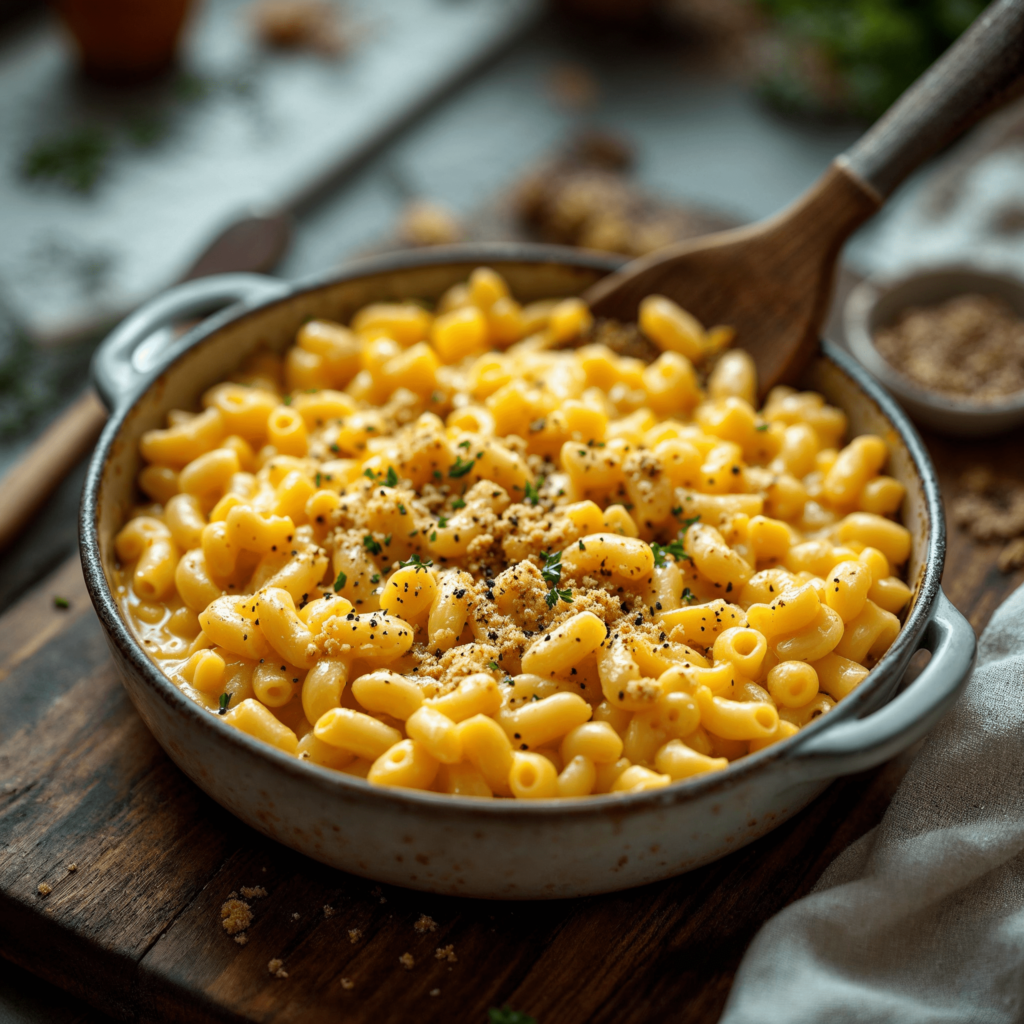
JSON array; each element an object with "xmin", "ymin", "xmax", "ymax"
[
  {"xmin": 221, "ymin": 898, "xmax": 253, "ymax": 935},
  {"xmin": 435, "ymin": 944, "xmax": 457, "ymax": 963},
  {"xmin": 348, "ymin": 927, "xmax": 362, "ymax": 943},
  {"xmin": 67, "ymin": 863, "xmax": 77, "ymax": 874},
  {"xmin": 234, "ymin": 934, "xmax": 249, "ymax": 946},
  {"xmin": 268, "ymin": 958, "xmax": 289, "ymax": 978},
  {"xmin": 240, "ymin": 886, "xmax": 267, "ymax": 899},
  {"xmin": 324, "ymin": 905, "xmax": 335, "ymax": 918},
  {"xmin": 399, "ymin": 952, "xmax": 415, "ymax": 970},
  {"xmin": 414, "ymin": 914, "xmax": 438, "ymax": 933},
  {"xmin": 36, "ymin": 882, "xmax": 51, "ymax": 897},
  {"xmin": 341, "ymin": 977, "xmax": 354, "ymax": 990},
  {"xmin": 430, "ymin": 988, "xmax": 441, "ymax": 997},
  {"xmin": 291, "ymin": 912, "xmax": 301, "ymax": 921}
]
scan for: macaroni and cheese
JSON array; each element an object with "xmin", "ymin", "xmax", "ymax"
[{"xmin": 114, "ymin": 268, "xmax": 913, "ymax": 799}]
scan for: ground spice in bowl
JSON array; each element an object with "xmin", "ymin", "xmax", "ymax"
[{"xmin": 873, "ymin": 293, "xmax": 1024, "ymax": 402}]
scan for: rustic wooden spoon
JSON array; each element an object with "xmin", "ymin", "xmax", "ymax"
[{"xmin": 584, "ymin": 0, "xmax": 1024, "ymax": 397}]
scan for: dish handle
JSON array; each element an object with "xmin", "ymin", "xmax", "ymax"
[
  {"xmin": 787, "ymin": 590, "xmax": 975, "ymax": 781},
  {"xmin": 92, "ymin": 273, "xmax": 289, "ymax": 410}
]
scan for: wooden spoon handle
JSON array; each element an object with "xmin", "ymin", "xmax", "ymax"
[
  {"xmin": 841, "ymin": 0, "xmax": 1024, "ymax": 199},
  {"xmin": 0, "ymin": 389, "xmax": 108, "ymax": 550}
]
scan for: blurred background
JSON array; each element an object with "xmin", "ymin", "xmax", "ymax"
[{"xmin": 1, "ymin": 0, "xmax": 1023, "ymax": 1018}]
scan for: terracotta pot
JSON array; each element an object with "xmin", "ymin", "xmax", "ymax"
[
  {"xmin": 54, "ymin": 0, "xmax": 193, "ymax": 82},
  {"xmin": 81, "ymin": 244, "xmax": 975, "ymax": 899}
]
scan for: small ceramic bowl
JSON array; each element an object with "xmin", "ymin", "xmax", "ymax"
[{"xmin": 844, "ymin": 264, "xmax": 1024, "ymax": 437}]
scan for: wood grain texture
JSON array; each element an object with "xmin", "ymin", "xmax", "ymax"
[
  {"xmin": 0, "ymin": 425, "xmax": 1020, "ymax": 1024},
  {"xmin": 584, "ymin": 163, "xmax": 881, "ymax": 397}
]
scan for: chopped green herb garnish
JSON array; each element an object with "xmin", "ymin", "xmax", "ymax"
[
  {"xmin": 430, "ymin": 530, "xmax": 437, "ymax": 542},
  {"xmin": 489, "ymin": 661, "xmax": 500, "ymax": 670},
  {"xmin": 663, "ymin": 538, "xmax": 690, "ymax": 562},
  {"xmin": 488, "ymin": 1008, "xmax": 538, "ymax": 1024},
  {"xmin": 524, "ymin": 478, "xmax": 541, "ymax": 506},
  {"xmin": 315, "ymin": 472, "xmax": 322, "ymax": 488},
  {"xmin": 546, "ymin": 586, "xmax": 573, "ymax": 608},
  {"xmin": 398, "ymin": 553, "xmax": 433, "ymax": 571},
  {"xmin": 680, "ymin": 514, "xmax": 701, "ymax": 534},
  {"xmin": 370, "ymin": 573, "xmax": 380, "ymax": 584},
  {"xmin": 681, "ymin": 587, "xmax": 697, "ymax": 604},
  {"xmin": 448, "ymin": 454, "xmax": 475, "ymax": 478},
  {"xmin": 451, "ymin": 497, "xmax": 466, "ymax": 509},
  {"xmin": 362, "ymin": 535, "xmax": 382, "ymax": 556},
  {"xmin": 397, "ymin": 503, "xmax": 407, "ymax": 515},
  {"xmin": 540, "ymin": 550, "xmax": 563, "ymax": 587},
  {"xmin": 755, "ymin": 422, "xmax": 769, "ymax": 431},
  {"xmin": 330, "ymin": 443, "xmax": 340, "ymax": 453},
  {"xmin": 333, "ymin": 570, "xmax": 347, "ymax": 592},
  {"xmin": 282, "ymin": 394, "xmax": 292, "ymax": 405},
  {"xmin": 383, "ymin": 534, "xmax": 392, "ymax": 546},
  {"xmin": 218, "ymin": 693, "xmax": 232, "ymax": 715},
  {"xmin": 384, "ymin": 465, "xmax": 399, "ymax": 487},
  {"xmin": 438, "ymin": 516, "xmax": 448, "ymax": 528},
  {"xmin": 433, "ymin": 470, "xmax": 442, "ymax": 480},
  {"xmin": 363, "ymin": 468, "xmax": 378, "ymax": 481},
  {"xmin": 578, "ymin": 540, "xmax": 585, "ymax": 551},
  {"xmin": 53, "ymin": 596, "xmax": 70, "ymax": 609},
  {"xmin": 457, "ymin": 439, "xmax": 471, "ymax": 449}
]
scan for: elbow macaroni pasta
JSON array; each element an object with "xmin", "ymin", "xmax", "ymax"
[{"xmin": 114, "ymin": 268, "xmax": 914, "ymax": 799}]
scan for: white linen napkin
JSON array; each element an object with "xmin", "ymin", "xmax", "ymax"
[{"xmin": 720, "ymin": 583, "xmax": 1024, "ymax": 1024}]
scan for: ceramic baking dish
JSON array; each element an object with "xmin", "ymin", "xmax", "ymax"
[{"xmin": 80, "ymin": 244, "xmax": 975, "ymax": 899}]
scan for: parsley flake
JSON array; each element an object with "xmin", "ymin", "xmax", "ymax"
[
  {"xmin": 680, "ymin": 514, "xmax": 701, "ymax": 534},
  {"xmin": 398, "ymin": 554, "xmax": 433, "ymax": 571},
  {"xmin": 451, "ymin": 497, "xmax": 466, "ymax": 509},
  {"xmin": 53, "ymin": 595, "xmax": 70, "ymax": 609},
  {"xmin": 362, "ymin": 535, "xmax": 382, "ymax": 556},
  {"xmin": 755, "ymin": 422, "xmax": 769, "ymax": 432},
  {"xmin": 546, "ymin": 587, "xmax": 573, "ymax": 608},
  {"xmin": 218, "ymin": 693, "xmax": 232, "ymax": 715},
  {"xmin": 489, "ymin": 1007, "xmax": 537, "ymax": 1024},
  {"xmin": 398, "ymin": 503, "xmax": 407, "ymax": 515},
  {"xmin": 363, "ymin": 468, "xmax": 378, "ymax": 481},
  {"xmin": 489, "ymin": 661, "xmax": 500, "ymax": 670},
  {"xmin": 370, "ymin": 573, "xmax": 380, "ymax": 584},
  {"xmin": 540, "ymin": 550, "xmax": 563, "ymax": 587},
  {"xmin": 333, "ymin": 570, "xmax": 347, "ymax": 592},
  {"xmin": 681, "ymin": 587, "xmax": 697, "ymax": 603},
  {"xmin": 384, "ymin": 465, "xmax": 399, "ymax": 487},
  {"xmin": 524, "ymin": 478, "xmax": 541, "ymax": 505},
  {"xmin": 315, "ymin": 472, "xmax": 322, "ymax": 488},
  {"xmin": 282, "ymin": 394, "xmax": 292, "ymax": 405},
  {"xmin": 448, "ymin": 454, "xmax": 475, "ymax": 478}
]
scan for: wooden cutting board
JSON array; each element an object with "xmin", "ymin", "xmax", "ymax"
[{"xmin": 1, "ymin": 424, "xmax": 1021, "ymax": 1024}]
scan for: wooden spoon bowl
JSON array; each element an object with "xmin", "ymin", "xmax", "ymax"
[{"xmin": 585, "ymin": 0, "xmax": 1024, "ymax": 397}]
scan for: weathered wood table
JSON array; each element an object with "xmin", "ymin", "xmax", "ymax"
[{"xmin": 0, "ymin": 420, "xmax": 1017, "ymax": 1024}]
